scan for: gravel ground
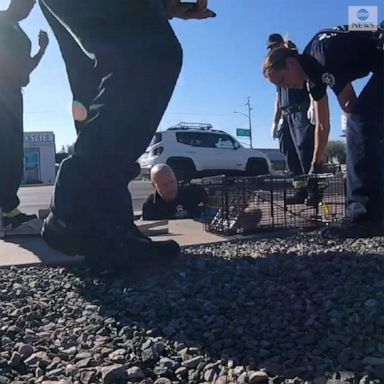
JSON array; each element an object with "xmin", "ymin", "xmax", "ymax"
[{"xmin": 1, "ymin": 232, "xmax": 384, "ymax": 384}]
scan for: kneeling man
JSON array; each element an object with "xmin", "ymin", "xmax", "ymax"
[{"xmin": 142, "ymin": 164, "xmax": 208, "ymax": 220}]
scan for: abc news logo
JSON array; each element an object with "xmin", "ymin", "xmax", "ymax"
[
  {"xmin": 348, "ymin": 6, "xmax": 378, "ymax": 31},
  {"xmin": 350, "ymin": 21, "xmax": 376, "ymax": 30}
]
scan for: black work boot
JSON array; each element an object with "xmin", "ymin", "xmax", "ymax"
[
  {"xmin": 305, "ymin": 176, "xmax": 328, "ymax": 207},
  {"xmin": 286, "ymin": 188, "xmax": 307, "ymax": 205},
  {"xmin": 42, "ymin": 212, "xmax": 106, "ymax": 257},
  {"xmin": 42, "ymin": 157, "xmax": 180, "ymax": 270},
  {"xmin": 42, "ymin": 211, "xmax": 180, "ymax": 270},
  {"xmin": 305, "ymin": 193, "xmax": 322, "ymax": 207}
]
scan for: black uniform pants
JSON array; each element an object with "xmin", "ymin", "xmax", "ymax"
[
  {"xmin": 346, "ymin": 64, "xmax": 384, "ymax": 223},
  {"xmin": 0, "ymin": 89, "xmax": 24, "ymax": 213},
  {"xmin": 278, "ymin": 109, "xmax": 314, "ymax": 176},
  {"xmin": 39, "ymin": 0, "xmax": 182, "ymax": 232}
]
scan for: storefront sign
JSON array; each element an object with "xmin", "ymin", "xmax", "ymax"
[{"xmin": 24, "ymin": 132, "xmax": 55, "ymax": 143}]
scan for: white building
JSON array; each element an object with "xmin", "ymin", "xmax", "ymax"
[{"xmin": 23, "ymin": 131, "xmax": 56, "ymax": 185}]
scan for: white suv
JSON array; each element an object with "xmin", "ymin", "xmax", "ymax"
[{"xmin": 139, "ymin": 123, "xmax": 272, "ymax": 180}]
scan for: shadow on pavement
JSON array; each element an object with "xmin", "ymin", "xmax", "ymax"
[
  {"xmin": 67, "ymin": 245, "xmax": 384, "ymax": 381},
  {"xmin": 1, "ymin": 236, "xmax": 84, "ymax": 267}
]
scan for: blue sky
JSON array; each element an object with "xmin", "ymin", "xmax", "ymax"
[{"xmin": 0, "ymin": 0, "xmax": 382, "ymax": 150}]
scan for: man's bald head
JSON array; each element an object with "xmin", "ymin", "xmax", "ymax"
[
  {"xmin": 150, "ymin": 163, "xmax": 175, "ymax": 182},
  {"xmin": 150, "ymin": 164, "xmax": 178, "ymax": 202}
]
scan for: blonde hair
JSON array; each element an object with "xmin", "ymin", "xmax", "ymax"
[{"xmin": 262, "ymin": 46, "xmax": 298, "ymax": 78}]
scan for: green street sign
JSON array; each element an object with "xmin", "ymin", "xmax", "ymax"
[{"xmin": 236, "ymin": 128, "xmax": 250, "ymax": 137}]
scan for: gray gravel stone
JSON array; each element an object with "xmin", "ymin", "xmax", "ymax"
[
  {"xmin": 35, "ymin": 367, "xmax": 44, "ymax": 377},
  {"xmin": 100, "ymin": 364, "xmax": 127, "ymax": 384},
  {"xmin": 237, "ymin": 371, "xmax": 248, "ymax": 383},
  {"xmin": 1, "ymin": 233, "xmax": 384, "ymax": 384},
  {"xmin": 126, "ymin": 366, "xmax": 145, "ymax": 381},
  {"xmin": 8, "ymin": 352, "xmax": 21, "ymax": 367},
  {"xmin": 181, "ymin": 355, "xmax": 204, "ymax": 369},
  {"xmin": 139, "ymin": 379, "xmax": 154, "ymax": 384},
  {"xmin": 24, "ymin": 353, "xmax": 42, "ymax": 367},
  {"xmin": 75, "ymin": 357, "xmax": 91, "ymax": 368},
  {"xmin": 204, "ymin": 368, "xmax": 218, "ymax": 382},
  {"xmin": 153, "ymin": 378, "xmax": 171, "ymax": 384},
  {"xmin": 216, "ymin": 375, "xmax": 229, "ymax": 384},
  {"xmin": 17, "ymin": 344, "xmax": 34, "ymax": 359},
  {"xmin": 249, "ymin": 370, "xmax": 269, "ymax": 383}
]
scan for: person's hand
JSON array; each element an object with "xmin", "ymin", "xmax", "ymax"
[
  {"xmin": 166, "ymin": 0, "xmax": 216, "ymax": 20},
  {"xmin": 271, "ymin": 122, "xmax": 279, "ymax": 140},
  {"xmin": 307, "ymin": 105, "xmax": 315, "ymax": 125},
  {"xmin": 38, "ymin": 30, "xmax": 49, "ymax": 51}
]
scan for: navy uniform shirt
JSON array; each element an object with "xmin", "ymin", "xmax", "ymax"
[
  {"xmin": 277, "ymin": 85, "xmax": 310, "ymax": 109},
  {"xmin": 300, "ymin": 26, "xmax": 382, "ymax": 101},
  {"xmin": 142, "ymin": 183, "xmax": 208, "ymax": 220},
  {"xmin": 0, "ymin": 11, "xmax": 31, "ymax": 89}
]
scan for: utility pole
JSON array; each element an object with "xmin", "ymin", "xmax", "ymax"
[
  {"xmin": 234, "ymin": 96, "xmax": 254, "ymax": 148},
  {"xmin": 246, "ymin": 96, "xmax": 253, "ymax": 148}
]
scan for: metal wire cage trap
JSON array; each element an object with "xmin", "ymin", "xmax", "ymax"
[{"xmin": 202, "ymin": 173, "xmax": 346, "ymax": 235}]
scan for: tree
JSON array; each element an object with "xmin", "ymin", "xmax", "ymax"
[
  {"xmin": 324, "ymin": 140, "xmax": 346, "ymax": 164},
  {"xmin": 66, "ymin": 143, "xmax": 75, "ymax": 155},
  {"xmin": 55, "ymin": 143, "xmax": 75, "ymax": 164}
]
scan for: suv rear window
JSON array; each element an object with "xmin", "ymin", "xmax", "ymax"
[
  {"xmin": 149, "ymin": 132, "xmax": 162, "ymax": 146},
  {"xmin": 176, "ymin": 132, "xmax": 210, "ymax": 147},
  {"xmin": 212, "ymin": 134, "xmax": 236, "ymax": 149},
  {"xmin": 176, "ymin": 132, "xmax": 236, "ymax": 149}
]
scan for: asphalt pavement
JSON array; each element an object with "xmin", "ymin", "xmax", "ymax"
[
  {"xmin": 2, "ymin": 181, "xmax": 226, "ymax": 267},
  {"xmin": 18, "ymin": 180, "xmax": 155, "ymax": 215}
]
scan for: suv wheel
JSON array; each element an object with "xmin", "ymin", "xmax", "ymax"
[
  {"xmin": 167, "ymin": 158, "xmax": 196, "ymax": 182},
  {"xmin": 246, "ymin": 158, "xmax": 269, "ymax": 176}
]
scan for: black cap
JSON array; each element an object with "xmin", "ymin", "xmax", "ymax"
[{"xmin": 267, "ymin": 33, "xmax": 284, "ymax": 50}]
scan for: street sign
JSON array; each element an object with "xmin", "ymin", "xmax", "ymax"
[{"xmin": 236, "ymin": 128, "xmax": 250, "ymax": 137}]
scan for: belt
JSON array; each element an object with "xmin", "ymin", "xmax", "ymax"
[{"xmin": 281, "ymin": 103, "xmax": 309, "ymax": 115}]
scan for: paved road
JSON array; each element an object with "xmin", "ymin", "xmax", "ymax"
[{"xmin": 18, "ymin": 180, "xmax": 155, "ymax": 215}]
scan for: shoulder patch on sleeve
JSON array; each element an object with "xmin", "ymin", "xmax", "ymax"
[{"xmin": 321, "ymin": 73, "xmax": 336, "ymax": 88}]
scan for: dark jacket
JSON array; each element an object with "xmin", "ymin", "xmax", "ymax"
[
  {"xmin": 142, "ymin": 183, "xmax": 208, "ymax": 220},
  {"xmin": 301, "ymin": 26, "xmax": 382, "ymax": 101},
  {"xmin": 0, "ymin": 12, "xmax": 32, "ymax": 89}
]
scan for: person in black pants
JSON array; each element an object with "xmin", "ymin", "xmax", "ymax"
[
  {"xmin": 263, "ymin": 25, "xmax": 384, "ymax": 238},
  {"xmin": 39, "ymin": 0, "xmax": 215, "ymax": 269},
  {"xmin": 142, "ymin": 163, "xmax": 208, "ymax": 220},
  {"xmin": 0, "ymin": 0, "xmax": 48, "ymax": 229},
  {"xmin": 268, "ymin": 33, "xmax": 315, "ymax": 204}
]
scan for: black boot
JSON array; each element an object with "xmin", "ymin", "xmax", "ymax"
[
  {"xmin": 42, "ymin": 157, "xmax": 180, "ymax": 270},
  {"xmin": 305, "ymin": 176, "xmax": 327, "ymax": 207},
  {"xmin": 42, "ymin": 211, "xmax": 180, "ymax": 269},
  {"xmin": 286, "ymin": 188, "xmax": 307, "ymax": 205},
  {"xmin": 305, "ymin": 192, "xmax": 322, "ymax": 207}
]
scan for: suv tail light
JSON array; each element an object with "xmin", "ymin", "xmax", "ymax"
[{"xmin": 153, "ymin": 146, "xmax": 163, "ymax": 156}]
